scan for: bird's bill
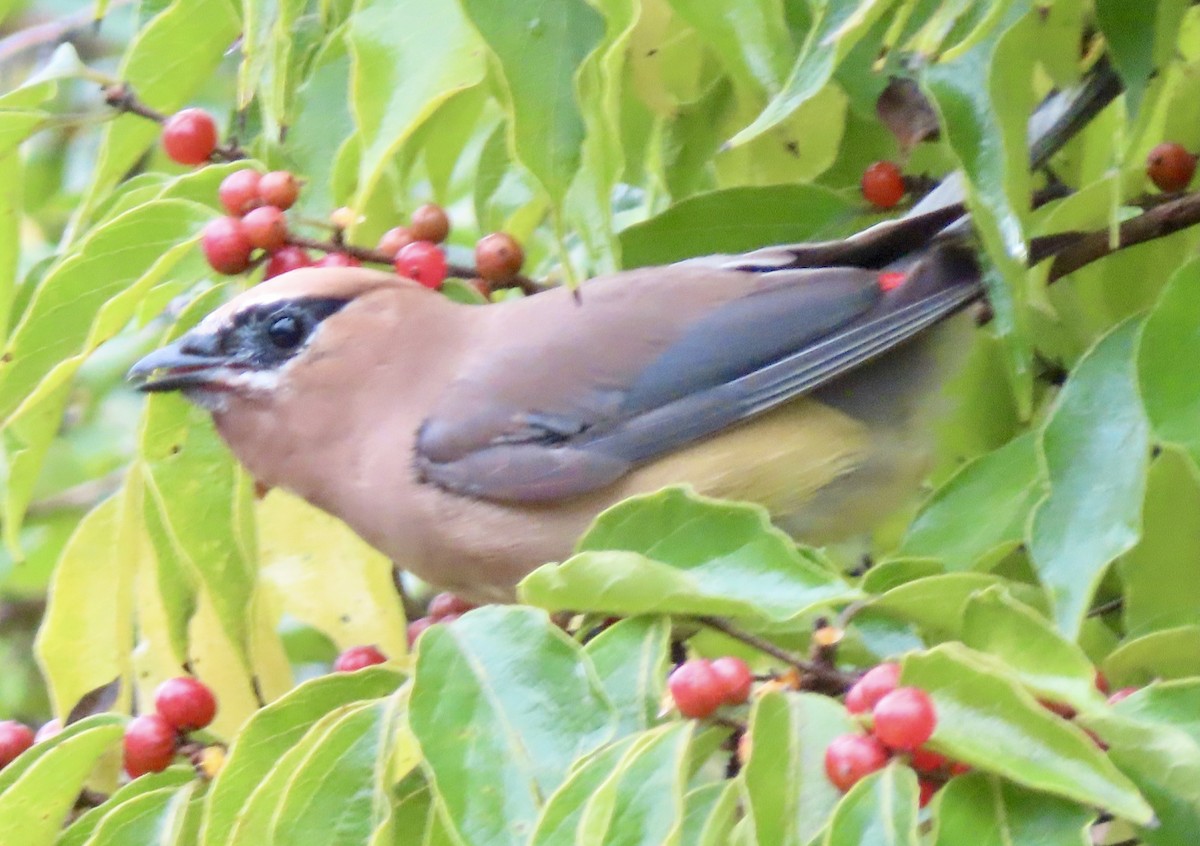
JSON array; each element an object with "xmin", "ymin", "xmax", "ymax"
[{"xmin": 127, "ymin": 338, "xmax": 235, "ymax": 393}]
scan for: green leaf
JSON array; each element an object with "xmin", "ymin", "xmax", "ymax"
[
  {"xmin": 666, "ymin": 0, "xmax": 793, "ymax": 94},
  {"xmin": 825, "ymin": 762, "xmax": 920, "ymax": 846},
  {"xmin": 1084, "ymin": 711, "xmax": 1200, "ymax": 845},
  {"xmin": 60, "ymin": 767, "xmax": 194, "ymax": 846},
  {"xmin": 225, "ymin": 700, "xmax": 380, "ymax": 845},
  {"xmin": 1107, "ymin": 680, "xmax": 1200, "ymax": 749},
  {"xmin": 267, "ymin": 697, "xmax": 401, "ymax": 845},
  {"xmin": 577, "ymin": 723, "xmax": 692, "ymax": 845},
  {"xmin": 1029, "ymin": 318, "xmax": 1150, "ymax": 638},
  {"xmin": 1140, "ymin": 257, "xmax": 1200, "ymax": 467},
  {"xmin": 933, "ymin": 773, "xmax": 1093, "ymax": 846},
  {"xmin": 1119, "ymin": 449, "xmax": 1200, "ymax": 635},
  {"xmin": 902, "ymin": 644, "xmax": 1152, "ymax": 823},
  {"xmin": 1103, "ymin": 626, "xmax": 1200, "ymax": 685},
  {"xmin": 35, "ymin": 484, "xmax": 138, "ymax": 719},
  {"xmin": 727, "ymin": 0, "xmax": 900, "ymax": 146},
  {"xmin": 520, "ymin": 487, "xmax": 857, "ymax": 624},
  {"xmin": 201, "ymin": 667, "xmax": 403, "ymax": 846},
  {"xmin": 584, "ymin": 616, "xmax": 670, "ymax": 737},
  {"xmin": 900, "ymin": 432, "xmax": 1043, "ymax": 571},
  {"xmin": 1095, "ymin": 0, "xmax": 1190, "ymax": 118},
  {"xmin": 617, "ymin": 185, "xmax": 855, "ymax": 268},
  {"xmin": 743, "ymin": 691, "xmax": 857, "ymax": 846},
  {"xmin": 348, "ymin": 0, "xmax": 486, "ymax": 213},
  {"xmin": 870, "ymin": 573, "xmax": 1012, "ymax": 639},
  {"xmin": 82, "ymin": 781, "xmax": 199, "ymax": 846},
  {"xmin": 681, "ymin": 781, "xmax": 739, "ymax": 846},
  {"xmin": 0, "ymin": 199, "xmax": 212, "ymax": 426},
  {"xmin": 69, "ymin": 0, "xmax": 240, "ymax": 238},
  {"xmin": 0, "ymin": 715, "xmax": 124, "ymax": 845},
  {"xmin": 961, "ymin": 587, "xmax": 1102, "ymax": 713},
  {"xmin": 922, "ymin": 4, "xmax": 1037, "ymax": 414},
  {"xmin": 529, "ymin": 738, "xmax": 638, "ymax": 846},
  {"xmin": 458, "ymin": 0, "xmax": 605, "ymax": 203},
  {"xmin": 257, "ymin": 490, "xmax": 408, "ymax": 658},
  {"xmin": 409, "ymin": 607, "xmax": 616, "ymax": 846}
]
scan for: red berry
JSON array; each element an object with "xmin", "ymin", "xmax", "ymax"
[
  {"xmin": 0, "ymin": 721, "xmax": 34, "ymax": 769},
  {"xmin": 1108, "ymin": 686, "xmax": 1138, "ymax": 705},
  {"xmin": 824, "ymin": 733, "xmax": 890, "ymax": 791},
  {"xmin": 240, "ymin": 206, "xmax": 288, "ymax": 252},
  {"xmin": 377, "ymin": 226, "xmax": 414, "ymax": 259},
  {"xmin": 161, "ymin": 108, "xmax": 218, "ymax": 166},
  {"xmin": 410, "ymin": 204, "xmax": 451, "ymax": 244},
  {"xmin": 218, "ymin": 169, "xmax": 262, "ymax": 216},
  {"xmin": 258, "ymin": 171, "xmax": 300, "ymax": 211},
  {"xmin": 1147, "ymin": 142, "xmax": 1196, "ymax": 192},
  {"xmin": 334, "ymin": 645, "xmax": 387, "ymax": 672},
  {"xmin": 908, "ymin": 746, "xmax": 947, "ymax": 773},
  {"xmin": 475, "ymin": 232, "xmax": 524, "ymax": 282},
  {"xmin": 710, "ymin": 657, "xmax": 753, "ymax": 705},
  {"xmin": 845, "ymin": 663, "xmax": 900, "ymax": 714},
  {"xmin": 314, "ymin": 252, "xmax": 361, "ymax": 268},
  {"xmin": 202, "ymin": 216, "xmax": 253, "ymax": 275},
  {"xmin": 668, "ymin": 659, "xmax": 726, "ymax": 719},
  {"xmin": 154, "ymin": 677, "xmax": 217, "ymax": 732},
  {"xmin": 123, "ymin": 714, "xmax": 177, "ymax": 778},
  {"xmin": 394, "ymin": 241, "xmax": 448, "ymax": 289},
  {"xmin": 264, "ymin": 245, "xmax": 312, "ymax": 279},
  {"xmin": 861, "ymin": 160, "xmax": 906, "ymax": 209},
  {"xmin": 873, "ymin": 687, "xmax": 937, "ymax": 752},
  {"xmin": 1094, "ymin": 671, "xmax": 1110, "ymax": 695},
  {"xmin": 407, "ymin": 617, "xmax": 434, "ymax": 648},
  {"xmin": 918, "ymin": 778, "xmax": 939, "ymax": 808},
  {"xmin": 34, "ymin": 719, "xmax": 62, "ymax": 744},
  {"xmin": 428, "ymin": 592, "xmax": 475, "ymax": 620}
]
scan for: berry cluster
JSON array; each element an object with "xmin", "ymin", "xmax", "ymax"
[
  {"xmin": 1146, "ymin": 142, "xmax": 1197, "ymax": 192},
  {"xmin": 123, "ymin": 676, "xmax": 218, "ymax": 778},
  {"xmin": 825, "ymin": 663, "xmax": 948, "ymax": 804},
  {"xmin": 406, "ymin": 592, "xmax": 477, "ymax": 648},
  {"xmin": 99, "ymin": 90, "xmax": 534, "ymax": 293},
  {"xmin": 666, "ymin": 656, "xmax": 754, "ymax": 718}
]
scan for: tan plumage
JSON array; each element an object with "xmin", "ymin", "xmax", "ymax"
[{"xmin": 133, "ymin": 261, "xmax": 971, "ymax": 602}]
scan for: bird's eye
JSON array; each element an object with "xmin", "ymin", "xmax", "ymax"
[{"xmin": 266, "ymin": 314, "xmax": 305, "ymax": 350}]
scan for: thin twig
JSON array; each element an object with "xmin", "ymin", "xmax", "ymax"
[
  {"xmin": 102, "ymin": 83, "xmax": 246, "ymax": 162},
  {"xmin": 696, "ymin": 615, "xmax": 856, "ymax": 693},
  {"xmin": 283, "ymin": 234, "xmax": 546, "ymax": 294},
  {"xmin": 1087, "ymin": 597, "xmax": 1123, "ymax": 618},
  {"xmin": 1039, "ymin": 190, "xmax": 1200, "ymax": 281}
]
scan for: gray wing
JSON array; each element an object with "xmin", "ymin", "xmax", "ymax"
[{"xmin": 414, "ymin": 241, "xmax": 981, "ymax": 503}]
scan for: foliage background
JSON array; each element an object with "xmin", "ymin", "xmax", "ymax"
[{"xmin": 1, "ymin": 0, "xmax": 1200, "ymax": 843}]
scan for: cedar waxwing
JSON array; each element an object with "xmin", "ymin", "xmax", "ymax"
[{"xmin": 129, "ymin": 64, "xmax": 1120, "ymax": 602}]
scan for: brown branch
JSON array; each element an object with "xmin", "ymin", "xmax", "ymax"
[
  {"xmin": 1038, "ymin": 191, "xmax": 1200, "ymax": 281},
  {"xmin": 696, "ymin": 615, "xmax": 857, "ymax": 694}
]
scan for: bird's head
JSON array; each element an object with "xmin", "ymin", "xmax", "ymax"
[{"xmin": 128, "ymin": 266, "xmax": 424, "ymax": 412}]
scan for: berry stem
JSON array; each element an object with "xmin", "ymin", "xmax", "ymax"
[
  {"xmin": 283, "ymin": 234, "xmax": 546, "ymax": 294},
  {"xmin": 101, "ymin": 83, "xmax": 247, "ymax": 162},
  {"xmin": 695, "ymin": 615, "xmax": 856, "ymax": 694}
]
